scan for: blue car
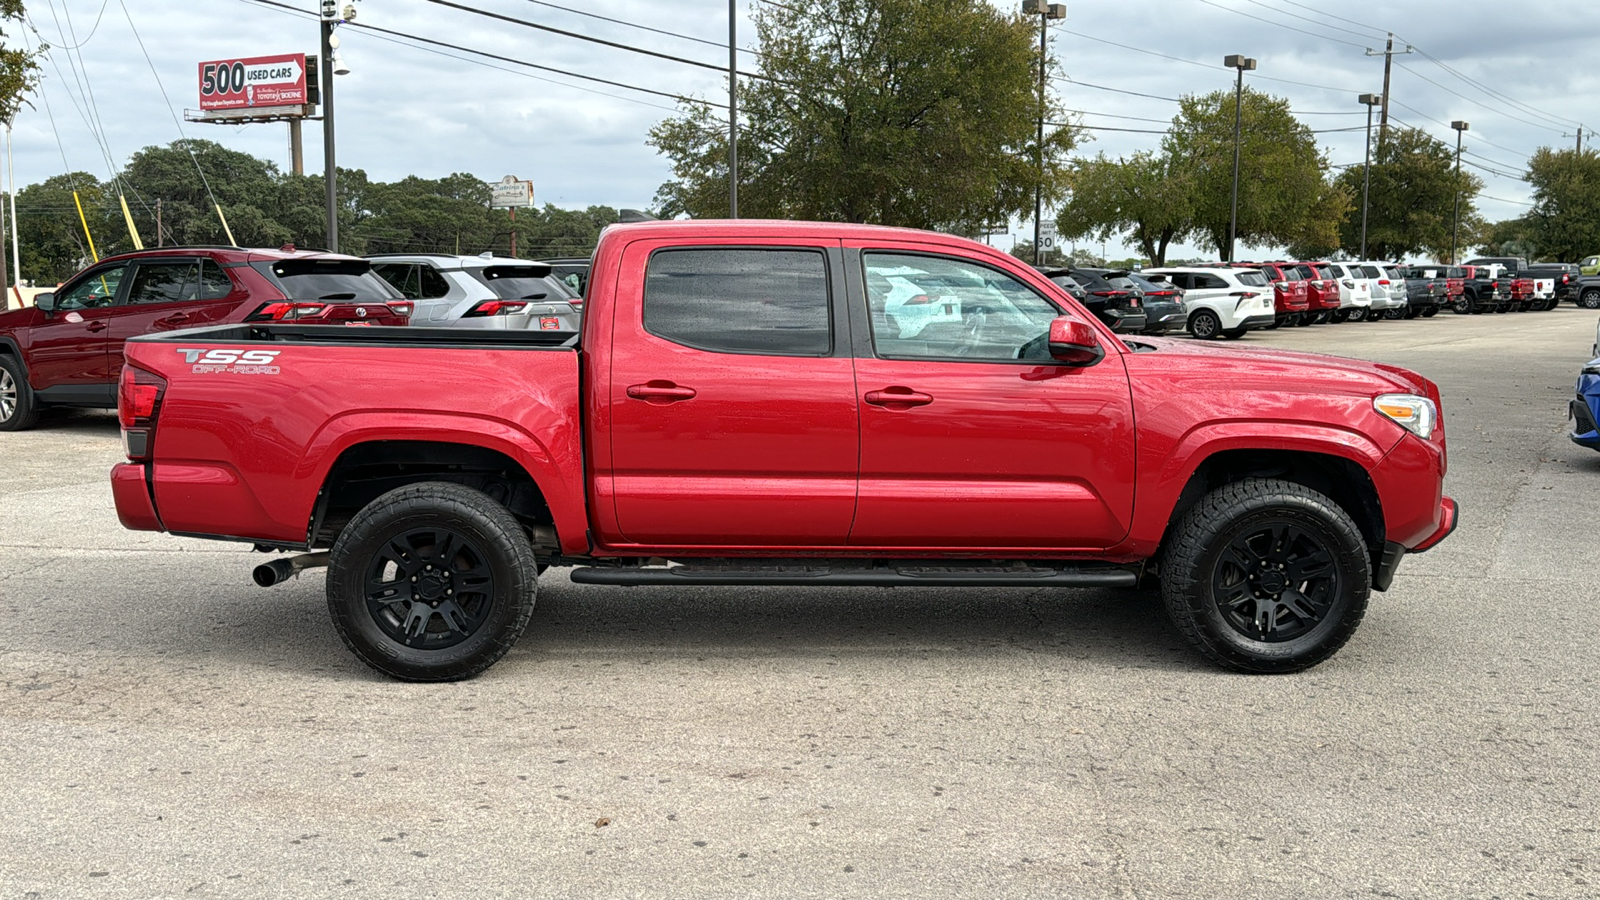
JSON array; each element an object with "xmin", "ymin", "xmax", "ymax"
[{"xmin": 1573, "ymin": 358, "xmax": 1600, "ymax": 451}]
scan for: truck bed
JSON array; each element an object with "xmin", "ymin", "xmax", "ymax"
[{"xmin": 122, "ymin": 323, "xmax": 586, "ymax": 548}]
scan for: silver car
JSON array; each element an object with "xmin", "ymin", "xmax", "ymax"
[{"xmin": 367, "ymin": 253, "xmax": 582, "ymax": 330}]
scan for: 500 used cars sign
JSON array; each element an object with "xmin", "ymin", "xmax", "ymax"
[{"xmin": 198, "ymin": 54, "xmax": 307, "ymax": 110}]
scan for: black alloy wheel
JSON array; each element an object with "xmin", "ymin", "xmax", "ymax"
[
  {"xmin": 1453, "ymin": 295, "xmax": 1472, "ymax": 314},
  {"xmin": 1348, "ymin": 307, "xmax": 1368, "ymax": 322},
  {"xmin": 327, "ymin": 481, "xmax": 538, "ymax": 681},
  {"xmin": 1581, "ymin": 289, "xmax": 1600, "ymax": 310},
  {"xmin": 1160, "ymin": 478, "xmax": 1369, "ymax": 673}
]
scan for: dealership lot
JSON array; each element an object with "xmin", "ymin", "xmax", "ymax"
[{"xmin": 1, "ymin": 309, "xmax": 1597, "ymax": 898}]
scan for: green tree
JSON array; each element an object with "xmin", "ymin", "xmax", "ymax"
[
  {"xmin": 1056, "ymin": 151, "xmax": 1192, "ymax": 265},
  {"xmin": 1008, "ymin": 239, "xmax": 1069, "ymax": 268},
  {"xmin": 13, "ymin": 172, "xmax": 108, "ymax": 283},
  {"xmin": 114, "ymin": 139, "xmax": 290, "ymax": 251},
  {"xmin": 1520, "ymin": 146, "xmax": 1600, "ymax": 262},
  {"xmin": 0, "ymin": 1, "xmax": 41, "ymax": 125},
  {"xmin": 1334, "ymin": 127, "xmax": 1482, "ymax": 261},
  {"xmin": 648, "ymin": 0, "xmax": 1077, "ymax": 230},
  {"xmin": 1163, "ymin": 87, "xmax": 1346, "ymax": 260}
]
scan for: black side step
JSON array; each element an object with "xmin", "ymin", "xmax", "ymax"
[{"xmin": 568, "ymin": 564, "xmax": 1137, "ymax": 588}]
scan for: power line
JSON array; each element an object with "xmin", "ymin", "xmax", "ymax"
[
  {"xmin": 516, "ymin": 0, "xmax": 762, "ymax": 58},
  {"xmin": 238, "ymin": 0, "xmax": 724, "ymax": 111},
  {"xmin": 1059, "ymin": 77, "xmax": 1179, "ymax": 103},
  {"xmin": 1405, "ymin": 46, "xmax": 1580, "ymax": 132},
  {"xmin": 420, "ymin": 0, "xmax": 775, "ymax": 82},
  {"xmin": 1386, "ymin": 98, "xmax": 1530, "ymax": 158},
  {"xmin": 1394, "ymin": 62, "xmax": 1564, "ymax": 134},
  {"xmin": 25, "ymin": 0, "xmax": 111, "ymax": 50},
  {"xmin": 1264, "ymin": 0, "xmax": 1389, "ymax": 38},
  {"xmin": 1460, "ymin": 147, "xmax": 1525, "ymax": 174},
  {"xmin": 1480, "ymin": 194, "xmax": 1533, "ymax": 206},
  {"xmin": 1195, "ymin": 0, "xmax": 1367, "ymax": 49},
  {"xmin": 1233, "ymin": 0, "xmax": 1382, "ymax": 42}
]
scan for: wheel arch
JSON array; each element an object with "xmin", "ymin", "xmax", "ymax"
[
  {"xmin": 1160, "ymin": 448, "xmax": 1385, "ymax": 562},
  {"xmin": 308, "ymin": 439, "xmax": 566, "ymax": 562}
]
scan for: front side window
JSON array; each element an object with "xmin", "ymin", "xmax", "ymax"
[
  {"xmin": 643, "ymin": 248, "xmax": 830, "ymax": 356},
  {"xmin": 56, "ymin": 264, "xmax": 128, "ymax": 310},
  {"xmin": 863, "ymin": 253, "xmax": 1062, "ymax": 362},
  {"xmin": 128, "ymin": 261, "xmax": 201, "ymax": 305}
]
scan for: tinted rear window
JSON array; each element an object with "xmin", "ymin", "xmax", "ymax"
[
  {"xmin": 254, "ymin": 259, "xmax": 401, "ymax": 302},
  {"xmin": 643, "ymin": 248, "xmax": 831, "ymax": 356},
  {"xmin": 1235, "ymin": 271, "xmax": 1269, "ymax": 287},
  {"xmin": 468, "ymin": 266, "xmax": 567, "ymax": 301}
]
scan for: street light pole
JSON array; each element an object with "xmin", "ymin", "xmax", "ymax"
[
  {"xmin": 320, "ymin": 4, "xmax": 339, "ymax": 252},
  {"xmin": 1358, "ymin": 93, "xmax": 1382, "ymax": 260},
  {"xmin": 1024, "ymin": 1, "xmax": 1065, "ymax": 266},
  {"xmin": 728, "ymin": 0, "xmax": 737, "ymax": 218},
  {"xmin": 1451, "ymin": 120, "xmax": 1469, "ymax": 265},
  {"xmin": 1224, "ymin": 54, "xmax": 1256, "ymax": 263}
]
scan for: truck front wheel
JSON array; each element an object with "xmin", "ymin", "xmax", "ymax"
[
  {"xmin": 326, "ymin": 481, "xmax": 538, "ymax": 682},
  {"xmin": 1159, "ymin": 478, "xmax": 1370, "ymax": 673}
]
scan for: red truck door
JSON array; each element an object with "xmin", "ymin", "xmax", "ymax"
[
  {"xmin": 601, "ymin": 239, "xmax": 860, "ymax": 546},
  {"xmin": 843, "ymin": 245, "xmax": 1137, "ymax": 550},
  {"xmin": 25, "ymin": 260, "xmax": 130, "ymax": 396},
  {"xmin": 108, "ymin": 258, "xmax": 247, "ymax": 351}
]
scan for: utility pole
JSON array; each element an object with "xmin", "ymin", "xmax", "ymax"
[
  {"xmin": 1224, "ymin": 54, "xmax": 1257, "ymax": 263},
  {"xmin": 1579, "ymin": 127, "xmax": 1584, "ymax": 154},
  {"xmin": 1365, "ymin": 34, "xmax": 1413, "ymax": 146},
  {"xmin": 728, "ymin": 0, "xmax": 737, "ymax": 218},
  {"xmin": 1359, "ymin": 93, "xmax": 1382, "ymax": 259},
  {"xmin": 1023, "ymin": 0, "xmax": 1065, "ymax": 265},
  {"xmin": 1451, "ymin": 121, "xmax": 1469, "ymax": 265},
  {"xmin": 156, "ymin": 199, "xmax": 164, "ymax": 248},
  {"xmin": 289, "ymin": 118, "xmax": 304, "ymax": 176}
]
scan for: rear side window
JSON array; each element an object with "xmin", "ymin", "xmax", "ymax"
[
  {"xmin": 199, "ymin": 261, "xmax": 234, "ymax": 300},
  {"xmin": 255, "ymin": 259, "xmax": 402, "ymax": 302},
  {"xmin": 1235, "ymin": 271, "xmax": 1269, "ymax": 287},
  {"xmin": 1194, "ymin": 273, "xmax": 1228, "ymax": 289},
  {"xmin": 1358, "ymin": 265, "xmax": 1382, "ymax": 278},
  {"xmin": 643, "ymin": 248, "xmax": 830, "ymax": 356},
  {"xmin": 128, "ymin": 261, "xmax": 200, "ymax": 305},
  {"xmin": 469, "ymin": 266, "xmax": 562, "ymax": 301}
]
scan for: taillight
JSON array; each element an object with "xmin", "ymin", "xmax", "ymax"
[
  {"xmin": 1379, "ymin": 279, "xmax": 1391, "ymax": 285},
  {"xmin": 1092, "ymin": 290, "xmax": 1117, "ymax": 297},
  {"xmin": 387, "ymin": 301, "xmax": 414, "ymax": 319},
  {"xmin": 246, "ymin": 302, "xmax": 329, "ymax": 321},
  {"xmin": 899, "ymin": 294, "xmax": 934, "ymax": 306},
  {"xmin": 118, "ymin": 364, "xmax": 167, "ymax": 462},
  {"xmin": 463, "ymin": 299, "xmax": 529, "ymax": 318}
]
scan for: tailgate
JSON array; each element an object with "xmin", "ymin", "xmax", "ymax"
[{"xmin": 124, "ymin": 333, "xmax": 583, "ymax": 545}]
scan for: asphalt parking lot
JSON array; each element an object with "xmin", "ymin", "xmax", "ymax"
[{"xmin": 2, "ymin": 308, "xmax": 1597, "ymax": 899}]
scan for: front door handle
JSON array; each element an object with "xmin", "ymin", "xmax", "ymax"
[
  {"xmin": 627, "ymin": 382, "xmax": 697, "ymax": 403},
  {"xmin": 86, "ymin": 320, "xmax": 109, "ymax": 333},
  {"xmin": 864, "ymin": 387, "xmax": 934, "ymax": 408},
  {"xmin": 159, "ymin": 313, "xmax": 191, "ymax": 326}
]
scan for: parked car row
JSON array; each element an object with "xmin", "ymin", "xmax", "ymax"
[{"xmin": 0, "ymin": 243, "xmax": 592, "ymax": 431}]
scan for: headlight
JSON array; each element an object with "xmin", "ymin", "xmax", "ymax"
[{"xmin": 1374, "ymin": 394, "xmax": 1437, "ymax": 439}]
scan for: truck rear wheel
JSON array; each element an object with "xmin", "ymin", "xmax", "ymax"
[
  {"xmin": 1159, "ymin": 478, "xmax": 1369, "ymax": 674},
  {"xmin": 326, "ymin": 481, "xmax": 538, "ymax": 682},
  {"xmin": 1580, "ymin": 289, "xmax": 1600, "ymax": 310},
  {"xmin": 0, "ymin": 355, "xmax": 39, "ymax": 432}
]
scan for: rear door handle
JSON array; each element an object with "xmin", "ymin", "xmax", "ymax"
[
  {"xmin": 627, "ymin": 382, "xmax": 697, "ymax": 403},
  {"xmin": 159, "ymin": 313, "xmax": 190, "ymax": 326},
  {"xmin": 864, "ymin": 387, "xmax": 934, "ymax": 408},
  {"xmin": 86, "ymin": 321, "xmax": 109, "ymax": 333}
]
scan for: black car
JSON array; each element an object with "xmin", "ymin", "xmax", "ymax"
[
  {"xmin": 1117, "ymin": 272, "xmax": 1185, "ymax": 335},
  {"xmin": 1040, "ymin": 267, "xmax": 1148, "ymax": 333}
]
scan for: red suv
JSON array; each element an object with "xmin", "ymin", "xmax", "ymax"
[
  {"xmin": 1252, "ymin": 262, "xmax": 1311, "ymax": 327},
  {"xmin": 0, "ymin": 246, "xmax": 411, "ymax": 430}
]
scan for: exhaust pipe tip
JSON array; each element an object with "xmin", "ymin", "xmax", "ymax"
[{"xmin": 253, "ymin": 558, "xmax": 296, "ymax": 588}]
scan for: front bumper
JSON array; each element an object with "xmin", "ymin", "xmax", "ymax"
[
  {"xmin": 1373, "ymin": 497, "xmax": 1460, "ymax": 591},
  {"xmin": 1571, "ymin": 372, "xmax": 1600, "ymax": 450}
]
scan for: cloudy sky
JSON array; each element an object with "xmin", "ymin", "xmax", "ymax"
[{"xmin": 6, "ymin": 0, "xmax": 1596, "ymax": 260}]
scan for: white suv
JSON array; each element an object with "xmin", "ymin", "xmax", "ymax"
[
  {"xmin": 1322, "ymin": 263, "xmax": 1374, "ymax": 321},
  {"xmin": 367, "ymin": 254, "xmax": 582, "ymax": 330},
  {"xmin": 1350, "ymin": 262, "xmax": 1406, "ymax": 320},
  {"xmin": 1142, "ymin": 267, "xmax": 1276, "ymax": 339}
]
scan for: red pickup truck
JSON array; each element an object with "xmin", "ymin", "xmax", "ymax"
[{"xmin": 111, "ymin": 220, "xmax": 1458, "ymax": 681}]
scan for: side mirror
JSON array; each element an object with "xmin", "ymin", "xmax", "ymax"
[
  {"xmin": 1048, "ymin": 316, "xmax": 1104, "ymax": 367},
  {"xmin": 33, "ymin": 292, "xmax": 55, "ymax": 313}
]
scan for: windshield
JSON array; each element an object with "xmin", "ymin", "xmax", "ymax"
[
  {"xmin": 467, "ymin": 266, "xmax": 571, "ymax": 301},
  {"xmin": 254, "ymin": 259, "xmax": 401, "ymax": 302}
]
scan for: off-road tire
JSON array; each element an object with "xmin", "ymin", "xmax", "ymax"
[
  {"xmin": 1220, "ymin": 328, "xmax": 1246, "ymax": 340},
  {"xmin": 1159, "ymin": 478, "xmax": 1370, "ymax": 674},
  {"xmin": 0, "ymin": 354, "xmax": 39, "ymax": 432},
  {"xmin": 1329, "ymin": 310, "xmax": 1349, "ymax": 323},
  {"xmin": 1421, "ymin": 306, "xmax": 1439, "ymax": 317},
  {"xmin": 327, "ymin": 481, "xmax": 538, "ymax": 682},
  {"xmin": 1347, "ymin": 307, "xmax": 1368, "ymax": 322}
]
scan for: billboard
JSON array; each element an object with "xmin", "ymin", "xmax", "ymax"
[{"xmin": 198, "ymin": 54, "xmax": 308, "ymax": 111}]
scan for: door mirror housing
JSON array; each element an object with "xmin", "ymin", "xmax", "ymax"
[
  {"xmin": 32, "ymin": 292, "xmax": 55, "ymax": 313},
  {"xmin": 1047, "ymin": 316, "xmax": 1104, "ymax": 367}
]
